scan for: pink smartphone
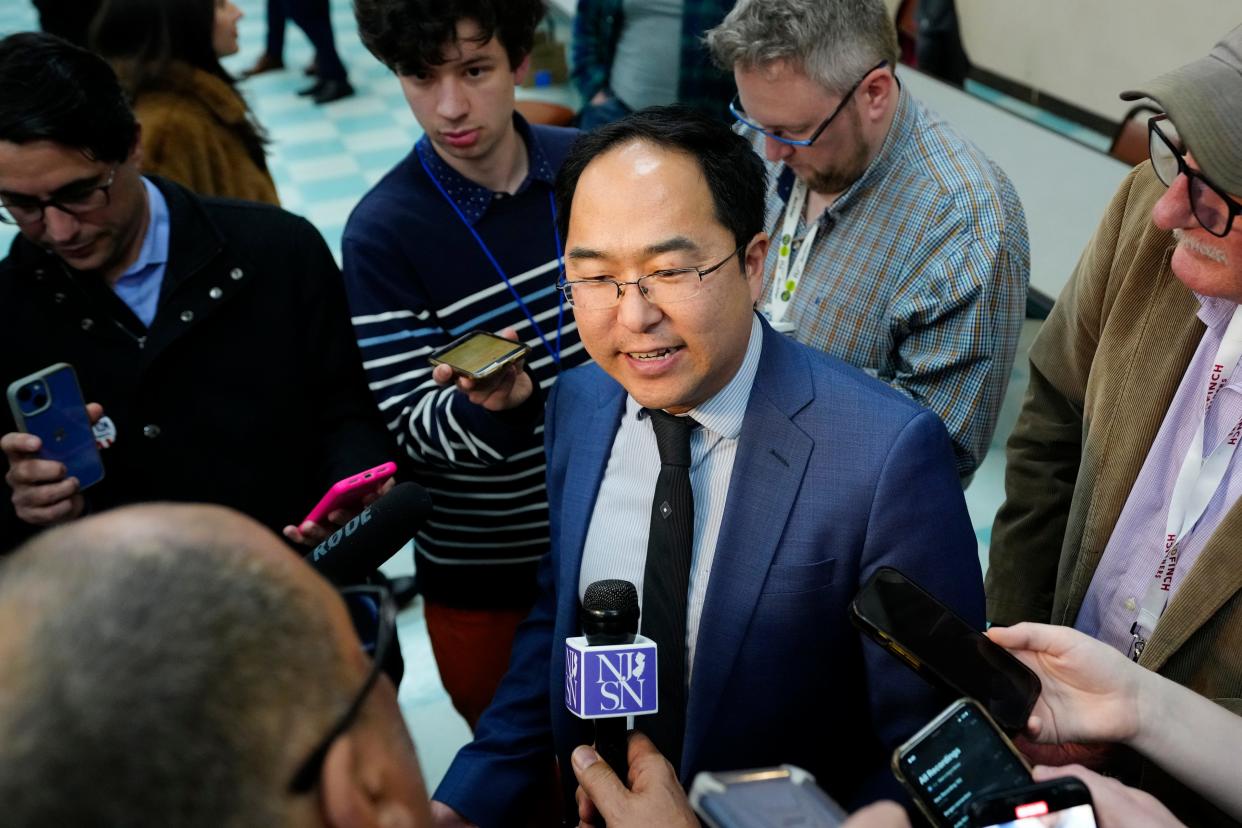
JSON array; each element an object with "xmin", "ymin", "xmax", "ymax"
[{"xmin": 302, "ymin": 462, "xmax": 397, "ymax": 526}]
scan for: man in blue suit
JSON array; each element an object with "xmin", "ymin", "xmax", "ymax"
[{"xmin": 431, "ymin": 107, "xmax": 984, "ymax": 827}]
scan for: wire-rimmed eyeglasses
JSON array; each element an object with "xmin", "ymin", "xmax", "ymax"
[{"xmin": 558, "ymin": 244, "xmax": 746, "ymax": 310}]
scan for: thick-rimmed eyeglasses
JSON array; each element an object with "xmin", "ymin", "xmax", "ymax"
[
  {"xmin": 1148, "ymin": 115, "xmax": 1242, "ymax": 238},
  {"xmin": 729, "ymin": 60, "xmax": 888, "ymax": 148},
  {"xmin": 288, "ymin": 585, "xmax": 397, "ymax": 793},
  {"xmin": 0, "ymin": 165, "xmax": 119, "ymax": 225},
  {"xmin": 559, "ymin": 244, "xmax": 746, "ymax": 310}
]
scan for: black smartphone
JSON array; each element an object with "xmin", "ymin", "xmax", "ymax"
[
  {"xmin": 969, "ymin": 778, "xmax": 1098, "ymax": 828},
  {"xmin": 427, "ymin": 330, "xmax": 530, "ymax": 380},
  {"xmin": 850, "ymin": 566, "xmax": 1040, "ymax": 734},
  {"xmin": 893, "ymin": 698, "xmax": 1032, "ymax": 828}
]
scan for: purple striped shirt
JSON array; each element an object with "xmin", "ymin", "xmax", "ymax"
[{"xmin": 1077, "ymin": 295, "xmax": 1242, "ymax": 654}]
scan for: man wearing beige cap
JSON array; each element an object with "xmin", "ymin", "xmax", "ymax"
[{"xmin": 987, "ymin": 25, "xmax": 1242, "ymax": 828}]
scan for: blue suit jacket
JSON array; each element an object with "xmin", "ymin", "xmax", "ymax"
[{"xmin": 435, "ymin": 318, "xmax": 984, "ymax": 826}]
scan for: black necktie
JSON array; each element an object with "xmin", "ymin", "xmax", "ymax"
[{"xmin": 639, "ymin": 408, "xmax": 695, "ymax": 771}]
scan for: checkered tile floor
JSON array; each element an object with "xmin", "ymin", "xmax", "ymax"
[{"xmin": 0, "ymin": 0, "xmax": 1046, "ymax": 788}]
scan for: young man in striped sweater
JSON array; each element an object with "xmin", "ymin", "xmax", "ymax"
[{"xmin": 345, "ymin": 0, "xmax": 586, "ymax": 731}]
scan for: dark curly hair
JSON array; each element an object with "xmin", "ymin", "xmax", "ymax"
[{"xmin": 354, "ymin": 0, "xmax": 546, "ymax": 76}]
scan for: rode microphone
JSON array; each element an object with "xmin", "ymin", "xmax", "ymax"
[
  {"xmin": 304, "ymin": 481, "xmax": 433, "ymax": 584},
  {"xmin": 566, "ymin": 579, "xmax": 658, "ymax": 782}
]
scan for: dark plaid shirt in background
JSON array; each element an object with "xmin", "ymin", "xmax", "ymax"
[
  {"xmin": 570, "ymin": 0, "xmax": 736, "ymax": 120},
  {"xmin": 749, "ymin": 86, "xmax": 1030, "ymax": 477}
]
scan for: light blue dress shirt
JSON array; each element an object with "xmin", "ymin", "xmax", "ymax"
[{"xmin": 111, "ymin": 178, "xmax": 170, "ymax": 328}]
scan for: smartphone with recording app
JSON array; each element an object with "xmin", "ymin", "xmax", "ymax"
[
  {"xmin": 893, "ymin": 698, "xmax": 1032, "ymax": 828},
  {"xmin": 6, "ymin": 363, "xmax": 104, "ymax": 489},
  {"xmin": 690, "ymin": 765, "xmax": 849, "ymax": 828},
  {"xmin": 428, "ymin": 330, "xmax": 530, "ymax": 380},
  {"xmin": 850, "ymin": 566, "xmax": 1041, "ymax": 734},
  {"xmin": 969, "ymin": 778, "xmax": 1098, "ymax": 828}
]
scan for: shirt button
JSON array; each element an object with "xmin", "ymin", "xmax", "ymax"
[
  {"xmin": 142, "ymin": 424, "xmax": 161, "ymax": 438},
  {"xmin": 209, "ymin": 287, "xmax": 223, "ymax": 300},
  {"xmin": 1124, "ymin": 597, "xmax": 1137, "ymax": 612},
  {"xmin": 229, "ymin": 267, "xmax": 244, "ymax": 281},
  {"xmin": 180, "ymin": 310, "xmax": 194, "ymax": 322},
  {"xmin": 81, "ymin": 318, "xmax": 94, "ymax": 330}
]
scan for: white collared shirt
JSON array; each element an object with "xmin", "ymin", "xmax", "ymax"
[{"xmin": 578, "ymin": 314, "xmax": 764, "ymax": 683}]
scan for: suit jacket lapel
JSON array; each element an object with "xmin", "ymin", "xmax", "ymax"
[
  {"xmin": 681, "ymin": 324, "xmax": 813, "ymax": 776},
  {"xmin": 556, "ymin": 376, "xmax": 627, "ymax": 602}
]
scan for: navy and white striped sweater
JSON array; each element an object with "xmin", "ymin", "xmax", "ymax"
[{"xmin": 342, "ymin": 118, "xmax": 588, "ymax": 608}]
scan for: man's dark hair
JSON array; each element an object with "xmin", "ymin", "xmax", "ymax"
[
  {"xmin": 0, "ymin": 31, "xmax": 138, "ymax": 164},
  {"xmin": 554, "ymin": 105, "xmax": 768, "ymax": 251},
  {"xmin": 354, "ymin": 0, "xmax": 547, "ymax": 77}
]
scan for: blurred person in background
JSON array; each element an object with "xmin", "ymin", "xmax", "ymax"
[
  {"xmin": 242, "ymin": 0, "xmax": 355, "ymax": 104},
  {"xmin": 571, "ymin": 0, "xmax": 736, "ymax": 129},
  {"xmin": 30, "ymin": 0, "xmax": 102, "ymax": 48},
  {"xmin": 91, "ymin": 0, "xmax": 279, "ymax": 205}
]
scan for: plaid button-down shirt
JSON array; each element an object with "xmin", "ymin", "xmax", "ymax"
[{"xmin": 751, "ymin": 86, "xmax": 1029, "ymax": 476}]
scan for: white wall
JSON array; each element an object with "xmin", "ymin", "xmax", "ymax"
[{"xmin": 956, "ymin": 2, "xmax": 1240, "ymax": 122}]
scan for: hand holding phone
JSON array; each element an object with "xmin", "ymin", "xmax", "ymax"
[
  {"xmin": 969, "ymin": 777, "xmax": 1098, "ymax": 828},
  {"xmin": 283, "ymin": 462, "xmax": 398, "ymax": 546},
  {"xmin": 892, "ymin": 698, "xmax": 1032, "ymax": 828},
  {"xmin": 4, "ymin": 364, "xmax": 105, "ymax": 527},
  {"xmin": 428, "ymin": 328, "xmax": 534, "ymax": 412},
  {"xmin": 851, "ymin": 567, "xmax": 1041, "ymax": 735}
]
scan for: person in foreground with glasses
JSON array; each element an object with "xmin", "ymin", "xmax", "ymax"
[
  {"xmin": 705, "ymin": 0, "xmax": 1029, "ymax": 480},
  {"xmin": 0, "ymin": 33, "xmax": 394, "ymax": 552},
  {"xmin": 987, "ymin": 24, "xmax": 1242, "ymax": 828},
  {"xmin": 0, "ymin": 502, "xmax": 431, "ymax": 827},
  {"xmin": 429, "ymin": 106, "xmax": 983, "ymax": 827}
]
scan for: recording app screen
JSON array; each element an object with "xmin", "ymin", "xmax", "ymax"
[
  {"xmin": 901, "ymin": 704, "xmax": 1030, "ymax": 828},
  {"xmin": 981, "ymin": 803, "xmax": 1098, "ymax": 828},
  {"xmin": 437, "ymin": 335, "xmax": 520, "ymax": 372}
]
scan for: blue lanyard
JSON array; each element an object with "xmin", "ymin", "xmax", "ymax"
[{"xmin": 417, "ymin": 144, "xmax": 565, "ymax": 366}]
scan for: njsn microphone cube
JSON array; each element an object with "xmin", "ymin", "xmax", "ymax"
[{"xmin": 564, "ymin": 635, "xmax": 658, "ymax": 719}]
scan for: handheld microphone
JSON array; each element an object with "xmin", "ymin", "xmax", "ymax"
[
  {"xmin": 304, "ymin": 481, "xmax": 433, "ymax": 585},
  {"xmin": 566, "ymin": 579, "xmax": 658, "ymax": 782}
]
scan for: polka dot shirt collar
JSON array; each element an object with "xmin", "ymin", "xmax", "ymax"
[{"xmin": 415, "ymin": 113, "xmax": 557, "ymax": 226}]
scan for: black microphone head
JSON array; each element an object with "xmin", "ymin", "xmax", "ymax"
[
  {"xmin": 581, "ymin": 579, "xmax": 640, "ymax": 644},
  {"xmin": 305, "ymin": 481, "xmax": 433, "ymax": 585}
]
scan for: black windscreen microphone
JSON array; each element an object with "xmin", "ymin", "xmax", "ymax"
[
  {"xmin": 304, "ymin": 481, "xmax": 433, "ymax": 584},
  {"xmin": 581, "ymin": 579, "xmax": 641, "ymax": 781}
]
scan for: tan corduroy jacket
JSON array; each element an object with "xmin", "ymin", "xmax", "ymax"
[
  {"xmin": 124, "ymin": 62, "xmax": 279, "ymax": 206},
  {"xmin": 988, "ymin": 163, "xmax": 1242, "ymax": 827}
]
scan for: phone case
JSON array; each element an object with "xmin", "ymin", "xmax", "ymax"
[
  {"xmin": 6, "ymin": 363, "xmax": 104, "ymax": 489},
  {"xmin": 427, "ymin": 330, "xmax": 531, "ymax": 380},
  {"xmin": 302, "ymin": 461, "xmax": 397, "ymax": 525},
  {"xmin": 892, "ymin": 698, "xmax": 1031, "ymax": 828},
  {"xmin": 850, "ymin": 566, "xmax": 1041, "ymax": 734},
  {"xmin": 690, "ymin": 765, "xmax": 848, "ymax": 828},
  {"xmin": 968, "ymin": 778, "xmax": 1096, "ymax": 828}
]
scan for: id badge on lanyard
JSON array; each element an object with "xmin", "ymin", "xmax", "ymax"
[
  {"xmin": 1130, "ymin": 306, "xmax": 1242, "ymax": 661},
  {"xmin": 764, "ymin": 178, "xmax": 818, "ymax": 333}
]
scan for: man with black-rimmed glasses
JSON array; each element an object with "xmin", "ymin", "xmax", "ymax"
[
  {"xmin": 0, "ymin": 32, "xmax": 394, "ymax": 552},
  {"xmin": 706, "ymin": 0, "xmax": 1029, "ymax": 479},
  {"xmin": 988, "ymin": 25, "xmax": 1242, "ymax": 828}
]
